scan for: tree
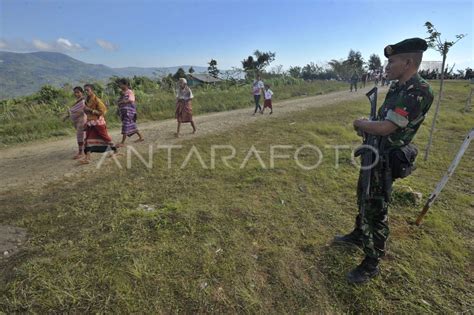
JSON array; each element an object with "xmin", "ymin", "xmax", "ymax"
[
  {"xmin": 36, "ymin": 85, "xmax": 62, "ymax": 104},
  {"xmin": 188, "ymin": 66, "xmax": 195, "ymax": 74},
  {"xmin": 173, "ymin": 67, "xmax": 186, "ymax": 81},
  {"xmin": 241, "ymin": 50, "xmax": 276, "ymax": 77},
  {"xmin": 368, "ymin": 54, "xmax": 382, "ymax": 71},
  {"xmin": 456, "ymin": 69, "xmax": 465, "ymax": 78},
  {"xmin": 207, "ymin": 59, "xmax": 220, "ymax": 78},
  {"xmin": 328, "ymin": 59, "xmax": 350, "ymax": 80},
  {"xmin": 161, "ymin": 74, "xmax": 175, "ymax": 91},
  {"xmin": 269, "ymin": 64, "xmax": 284, "ymax": 75},
  {"xmin": 423, "ymin": 21, "xmax": 466, "ymax": 160},
  {"xmin": 106, "ymin": 76, "xmax": 121, "ymax": 96},
  {"xmin": 61, "ymin": 82, "xmax": 72, "ymax": 92},
  {"xmin": 288, "ymin": 66, "xmax": 302, "ymax": 78},
  {"xmin": 344, "ymin": 49, "xmax": 365, "ymax": 73},
  {"xmin": 465, "ymin": 68, "xmax": 473, "ymax": 80},
  {"xmin": 301, "ymin": 64, "xmax": 314, "ymax": 80},
  {"xmin": 131, "ymin": 76, "xmax": 157, "ymax": 92},
  {"xmin": 327, "ymin": 50, "xmax": 365, "ymax": 80},
  {"xmin": 301, "ymin": 62, "xmax": 323, "ymax": 80}
]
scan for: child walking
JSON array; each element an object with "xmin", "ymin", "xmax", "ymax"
[{"xmin": 261, "ymin": 84, "xmax": 273, "ymax": 114}]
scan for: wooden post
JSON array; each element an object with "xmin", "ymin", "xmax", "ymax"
[
  {"xmin": 416, "ymin": 128, "xmax": 474, "ymax": 225},
  {"xmin": 464, "ymin": 88, "xmax": 473, "ymax": 112},
  {"xmin": 424, "ymin": 49, "xmax": 447, "ymax": 161}
]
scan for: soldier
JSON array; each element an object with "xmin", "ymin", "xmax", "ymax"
[
  {"xmin": 350, "ymin": 71, "xmax": 359, "ymax": 92},
  {"xmin": 361, "ymin": 72, "xmax": 368, "ymax": 88},
  {"xmin": 333, "ymin": 38, "xmax": 434, "ymax": 284}
]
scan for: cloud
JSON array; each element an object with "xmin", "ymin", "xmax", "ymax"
[
  {"xmin": 0, "ymin": 38, "xmax": 85, "ymax": 52},
  {"xmin": 96, "ymin": 39, "xmax": 118, "ymax": 51},
  {"xmin": 56, "ymin": 38, "xmax": 84, "ymax": 51},
  {"xmin": 0, "ymin": 38, "xmax": 32, "ymax": 51},
  {"xmin": 32, "ymin": 39, "xmax": 52, "ymax": 50}
]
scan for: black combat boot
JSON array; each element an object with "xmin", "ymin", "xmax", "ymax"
[
  {"xmin": 333, "ymin": 230, "xmax": 363, "ymax": 248},
  {"xmin": 346, "ymin": 256, "xmax": 380, "ymax": 284}
]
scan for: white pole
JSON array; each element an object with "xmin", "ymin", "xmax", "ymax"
[{"xmin": 416, "ymin": 128, "xmax": 474, "ymax": 225}]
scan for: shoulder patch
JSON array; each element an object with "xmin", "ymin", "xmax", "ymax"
[{"xmin": 394, "ymin": 107, "xmax": 409, "ymax": 117}]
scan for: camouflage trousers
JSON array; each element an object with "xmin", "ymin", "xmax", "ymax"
[
  {"xmin": 350, "ymin": 81, "xmax": 358, "ymax": 91},
  {"xmin": 354, "ymin": 165, "xmax": 393, "ymax": 259}
]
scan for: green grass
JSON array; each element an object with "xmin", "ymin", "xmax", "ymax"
[
  {"xmin": 0, "ymin": 80, "xmax": 347, "ymax": 146},
  {"xmin": 0, "ymin": 81, "xmax": 472, "ymax": 313}
]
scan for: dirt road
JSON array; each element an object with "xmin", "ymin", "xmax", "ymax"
[{"xmin": 0, "ymin": 87, "xmax": 382, "ymax": 193}]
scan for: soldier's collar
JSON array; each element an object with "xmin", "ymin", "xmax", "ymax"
[
  {"xmin": 396, "ymin": 73, "xmax": 420, "ymax": 90},
  {"xmin": 406, "ymin": 73, "xmax": 421, "ymax": 86}
]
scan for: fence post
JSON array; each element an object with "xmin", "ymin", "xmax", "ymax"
[{"xmin": 464, "ymin": 88, "xmax": 473, "ymax": 112}]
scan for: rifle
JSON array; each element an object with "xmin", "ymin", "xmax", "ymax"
[{"xmin": 355, "ymin": 87, "xmax": 379, "ymax": 219}]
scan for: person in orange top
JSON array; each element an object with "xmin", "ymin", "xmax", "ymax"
[{"xmin": 80, "ymin": 84, "xmax": 117, "ymax": 164}]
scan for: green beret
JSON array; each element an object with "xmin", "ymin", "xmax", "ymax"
[{"xmin": 384, "ymin": 38, "xmax": 428, "ymax": 58}]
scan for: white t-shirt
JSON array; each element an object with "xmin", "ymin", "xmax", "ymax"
[
  {"xmin": 264, "ymin": 89, "xmax": 273, "ymax": 100},
  {"xmin": 252, "ymin": 80, "xmax": 264, "ymax": 95}
]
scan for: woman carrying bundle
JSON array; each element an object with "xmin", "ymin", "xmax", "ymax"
[
  {"xmin": 116, "ymin": 78, "xmax": 144, "ymax": 147},
  {"xmin": 63, "ymin": 86, "xmax": 86, "ymax": 159}
]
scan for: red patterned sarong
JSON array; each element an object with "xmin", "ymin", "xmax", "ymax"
[{"xmin": 175, "ymin": 99, "xmax": 193, "ymax": 123}]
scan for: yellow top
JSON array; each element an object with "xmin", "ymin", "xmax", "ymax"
[{"xmin": 85, "ymin": 94, "xmax": 107, "ymax": 121}]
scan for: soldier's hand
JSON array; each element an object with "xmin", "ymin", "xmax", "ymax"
[
  {"xmin": 353, "ymin": 118, "xmax": 366, "ymax": 129},
  {"xmin": 353, "ymin": 118, "xmax": 368, "ymax": 136}
]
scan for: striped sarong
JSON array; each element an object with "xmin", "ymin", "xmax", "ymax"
[
  {"xmin": 119, "ymin": 103, "xmax": 138, "ymax": 137},
  {"xmin": 69, "ymin": 99, "xmax": 86, "ymax": 145},
  {"xmin": 72, "ymin": 114, "xmax": 86, "ymax": 145}
]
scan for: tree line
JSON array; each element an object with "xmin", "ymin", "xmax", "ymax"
[{"xmin": 171, "ymin": 47, "xmax": 472, "ymax": 84}]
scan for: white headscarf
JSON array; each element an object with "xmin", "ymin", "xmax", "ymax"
[{"xmin": 176, "ymin": 78, "xmax": 193, "ymax": 100}]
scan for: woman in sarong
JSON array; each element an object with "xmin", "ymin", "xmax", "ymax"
[
  {"xmin": 175, "ymin": 78, "xmax": 196, "ymax": 137},
  {"xmin": 63, "ymin": 86, "xmax": 86, "ymax": 159},
  {"xmin": 80, "ymin": 84, "xmax": 117, "ymax": 164},
  {"xmin": 116, "ymin": 78, "xmax": 144, "ymax": 147}
]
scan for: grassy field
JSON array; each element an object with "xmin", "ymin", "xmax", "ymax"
[
  {"xmin": 0, "ymin": 81, "xmax": 472, "ymax": 313},
  {"xmin": 0, "ymin": 79, "xmax": 347, "ymax": 145}
]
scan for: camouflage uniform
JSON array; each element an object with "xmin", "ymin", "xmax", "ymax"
[
  {"xmin": 350, "ymin": 73, "xmax": 359, "ymax": 92},
  {"xmin": 353, "ymin": 73, "xmax": 434, "ymax": 258}
]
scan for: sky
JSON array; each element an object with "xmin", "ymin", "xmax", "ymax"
[{"xmin": 0, "ymin": 0, "xmax": 472, "ymax": 71}]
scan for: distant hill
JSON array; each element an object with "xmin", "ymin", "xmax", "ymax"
[
  {"xmin": 114, "ymin": 65, "xmax": 208, "ymax": 78},
  {"xmin": 0, "ymin": 51, "xmax": 208, "ymax": 99}
]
